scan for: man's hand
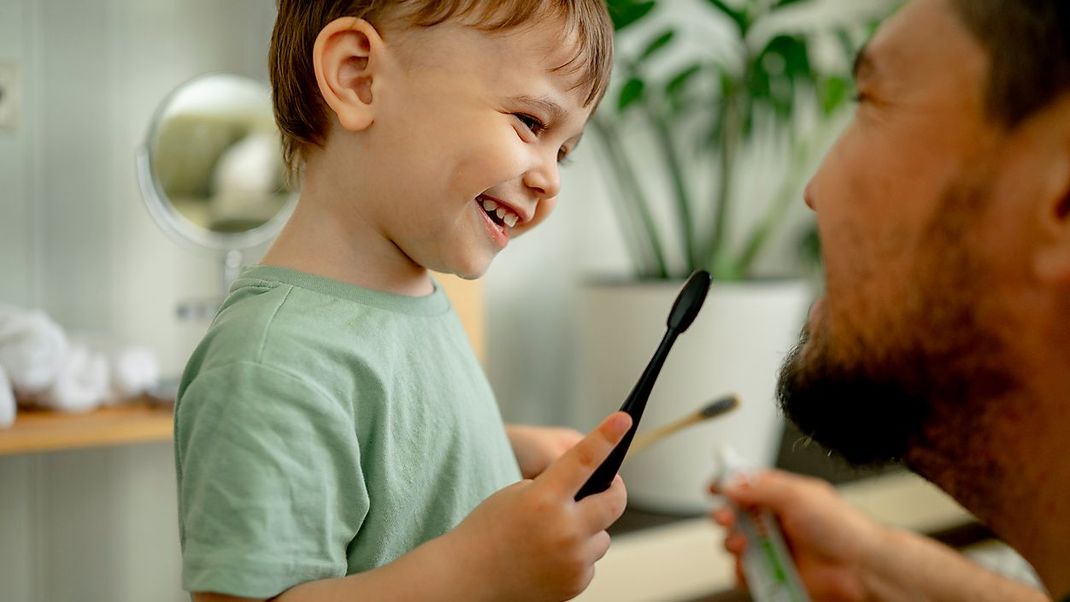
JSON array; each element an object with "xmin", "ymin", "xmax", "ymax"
[
  {"xmin": 711, "ymin": 469, "xmax": 1051, "ymax": 602},
  {"xmin": 507, "ymin": 424, "xmax": 585, "ymax": 479},
  {"xmin": 445, "ymin": 412, "xmax": 631, "ymax": 601},
  {"xmin": 711, "ymin": 470, "xmax": 882, "ymax": 601}
]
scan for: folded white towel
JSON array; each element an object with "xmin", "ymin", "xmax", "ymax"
[
  {"xmin": 111, "ymin": 345, "xmax": 160, "ymax": 401},
  {"xmin": 0, "ymin": 306, "xmax": 164, "ymax": 413},
  {"xmin": 0, "ymin": 365, "xmax": 15, "ymax": 429},
  {"xmin": 0, "ymin": 306, "xmax": 69, "ymax": 395},
  {"xmin": 38, "ymin": 344, "xmax": 110, "ymax": 413}
]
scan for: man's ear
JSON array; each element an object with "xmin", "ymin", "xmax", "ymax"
[
  {"xmin": 1033, "ymin": 98, "xmax": 1070, "ymax": 285},
  {"xmin": 313, "ymin": 17, "xmax": 387, "ymax": 133}
]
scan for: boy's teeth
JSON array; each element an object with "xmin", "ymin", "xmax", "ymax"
[{"xmin": 480, "ymin": 196, "xmax": 520, "ymax": 227}]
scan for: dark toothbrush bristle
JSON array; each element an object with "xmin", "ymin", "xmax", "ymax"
[
  {"xmin": 698, "ymin": 395, "xmax": 739, "ymax": 419},
  {"xmin": 668, "ymin": 270, "xmax": 712, "ymax": 332}
]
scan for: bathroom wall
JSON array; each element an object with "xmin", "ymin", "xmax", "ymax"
[
  {"xmin": 0, "ymin": 0, "xmax": 275, "ymax": 600},
  {"xmin": 0, "ymin": 0, "xmax": 33, "ymax": 308}
]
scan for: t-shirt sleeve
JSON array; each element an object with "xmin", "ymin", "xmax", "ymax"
[{"xmin": 175, "ymin": 360, "xmax": 368, "ymax": 598}]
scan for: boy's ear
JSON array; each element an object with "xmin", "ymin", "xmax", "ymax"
[
  {"xmin": 313, "ymin": 17, "xmax": 387, "ymax": 133},
  {"xmin": 1032, "ymin": 97, "xmax": 1070, "ymax": 286}
]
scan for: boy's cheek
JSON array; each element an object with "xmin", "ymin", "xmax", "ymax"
[{"xmin": 514, "ymin": 197, "xmax": 557, "ymax": 237}]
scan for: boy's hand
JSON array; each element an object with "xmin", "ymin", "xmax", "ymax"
[
  {"xmin": 506, "ymin": 424, "xmax": 585, "ymax": 479},
  {"xmin": 447, "ymin": 412, "xmax": 631, "ymax": 602}
]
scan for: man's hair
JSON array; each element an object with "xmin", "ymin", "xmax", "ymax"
[
  {"xmin": 950, "ymin": 0, "xmax": 1070, "ymax": 127},
  {"xmin": 269, "ymin": 0, "xmax": 614, "ymax": 175}
]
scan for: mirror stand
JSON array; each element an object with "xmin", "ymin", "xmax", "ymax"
[
  {"xmin": 136, "ymin": 74, "xmax": 295, "ymax": 322},
  {"xmin": 222, "ymin": 249, "xmax": 244, "ymax": 297}
]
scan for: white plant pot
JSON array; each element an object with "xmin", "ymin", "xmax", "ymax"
[{"xmin": 576, "ymin": 279, "xmax": 811, "ymax": 514}]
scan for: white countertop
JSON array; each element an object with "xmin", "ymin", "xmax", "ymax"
[{"xmin": 578, "ymin": 472, "xmax": 974, "ymax": 601}]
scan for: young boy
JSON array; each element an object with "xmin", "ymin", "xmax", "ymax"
[{"xmin": 175, "ymin": 1, "xmax": 631, "ymax": 601}]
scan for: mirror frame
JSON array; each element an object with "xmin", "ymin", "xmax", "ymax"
[{"xmin": 136, "ymin": 73, "xmax": 296, "ymax": 253}]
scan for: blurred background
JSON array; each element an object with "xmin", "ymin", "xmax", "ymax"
[{"xmin": 1, "ymin": 0, "xmax": 1032, "ymax": 601}]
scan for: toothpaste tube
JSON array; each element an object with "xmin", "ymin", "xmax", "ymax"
[{"xmin": 716, "ymin": 445, "xmax": 811, "ymax": 602}]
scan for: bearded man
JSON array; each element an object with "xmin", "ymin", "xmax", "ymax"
[{"xmin": 713, "ymin": 1, "xmax": 1070, "ymax": 600}]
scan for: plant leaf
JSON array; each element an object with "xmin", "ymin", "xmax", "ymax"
[
  {"xmin": 762, "ymin": 35, "xmax": 813, "ymax": 82},
  {"xmin": 819, "ymin": 75, "xmax": 851, "ymax": 116},
  {"xmin": 748, "ymin": 35, "xmax": 814, "ymax": 120},
  {"xmin": 665, "ymin": 63, "xmax": 702, "ymax": 99},
  {"xmin": 618, "ymin": 77, "xmax": 647, "ymax": 112},
  {"xmin": 639, "ymin": 29, "xmax": 676, "ymax": 62},
  {"xmin": 702, "ymin": 0, "xmax": 749, "ymax": 35},
  {"xmin": 798, "ymin": 225, "xmax": 822, "ymax": 269},
  {"xmin": 606, "ymin": 0, "xmax": 658, "ymax": 32}
]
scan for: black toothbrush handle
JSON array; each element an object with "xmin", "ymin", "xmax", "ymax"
[{"xmin": 575, "ymin": 331, "xmax": 677, "ymax": 501}]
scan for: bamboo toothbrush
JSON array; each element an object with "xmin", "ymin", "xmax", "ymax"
[{"xmin": 626, "ymin": 394, "xmax": 740, "ymax": 459}]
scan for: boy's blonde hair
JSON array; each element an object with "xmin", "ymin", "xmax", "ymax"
[{"xmin": 270, "ymin": 0, "xmax": 615, "ymax": 176}]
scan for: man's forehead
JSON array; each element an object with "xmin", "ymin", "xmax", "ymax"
[{"xmin": 858, "ymin": 0, "xmax": 987, "ymax": 105}]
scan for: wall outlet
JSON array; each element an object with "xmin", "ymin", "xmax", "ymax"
[{"xmin": 0, "ymin": 62, "xmax": 20, "ymax": 132}]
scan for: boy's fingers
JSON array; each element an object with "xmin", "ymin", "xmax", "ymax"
[
  {"xmin": 587, "ymin": 530, "xmax": 612, "ymax": 563},
  {"xmin": 577, "ymin": 474, "xmax": 627, "ymax": 531},
  {"xmin": 537, "ymin": 412, "xmax": 632, "ymax": 497}
]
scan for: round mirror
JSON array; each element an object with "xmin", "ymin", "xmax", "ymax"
[{"xmin": 137, "ymin": 73, "xmax": 295, "ymax": 261}]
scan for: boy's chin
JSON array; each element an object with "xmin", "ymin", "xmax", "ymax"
[{"xmin": 442, "ymin": 255, "xmax": 495, "ymax": 281}]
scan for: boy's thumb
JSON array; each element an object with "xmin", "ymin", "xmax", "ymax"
[{"xmin": 536, "ymin": 412, "xmax": 631, "ymax": 497}]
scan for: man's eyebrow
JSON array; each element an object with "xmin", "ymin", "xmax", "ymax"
[{"xmin": 853, "ymin": 42, "xmax": 876, "ymax": 82}]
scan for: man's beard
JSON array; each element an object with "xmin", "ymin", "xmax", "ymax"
[{"xmin": 777, "ymin": 178, "xmax": 1021, "ymax": 479}]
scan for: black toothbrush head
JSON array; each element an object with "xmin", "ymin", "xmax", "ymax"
[
  {"xmin": 667, "ymin": 270, "xmax": 712, "ymax": 333},
  {"xmin": 574, "ymin": 270, "xmax": 713, "ymax": 501},
  {"xmin": 698, "ymin": 394, "xmax": 739, "ymax": 419}
]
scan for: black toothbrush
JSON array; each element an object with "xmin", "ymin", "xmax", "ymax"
[{"xmin": 575, "ymin": 270, "xmax": 712, "ymax": 501}]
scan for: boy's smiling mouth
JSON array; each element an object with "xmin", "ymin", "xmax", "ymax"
[
  {"xmin": 475, "ymin": 194, "xmax": 530, "ymax": 250},
  {"xmin": 477, "ymin": 194, "xmax": 522, "ymax": 228}
]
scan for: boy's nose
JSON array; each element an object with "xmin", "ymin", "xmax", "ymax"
[{"xmin": 523, "ymin": 154, "xmax": 561, "ymax": 200}]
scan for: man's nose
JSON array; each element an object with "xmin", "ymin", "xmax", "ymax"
[{"xmin": 803, "ymin": 181, "xmax": 817, "ymax": 212}]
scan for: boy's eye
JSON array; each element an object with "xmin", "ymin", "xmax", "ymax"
[
  {"xmin": 515, "ymin": 113, "xmax": 546, "ymax": 136},
  {"xmin": 557, "ymin": 148, "xmax": 574, "ymax": 166}
]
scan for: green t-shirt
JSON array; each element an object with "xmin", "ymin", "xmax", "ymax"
[{"xmin": 174, "ymin": 266, "xmax": 521, "ymax": 598}]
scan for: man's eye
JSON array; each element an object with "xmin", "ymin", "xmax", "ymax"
[{"xmin": 515, "ymin": 113, "xmax": 546, "ymax": 136}]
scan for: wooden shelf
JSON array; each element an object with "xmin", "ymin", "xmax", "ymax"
[
  {"xmin": 0, "ymin": 402, "xmax": 174, "ymax": 456},
  {"xmin": 0, "ymin": 275, "xmax": 480, "ymax": 458}
]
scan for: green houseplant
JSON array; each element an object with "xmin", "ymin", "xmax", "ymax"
[
  {"xmin": 593, "ymin": 0, "xmax": 892, "ymax": 280},
  {"xmin": 576, "ymin": 0, "xmax": 896, "ymax": 513}
]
